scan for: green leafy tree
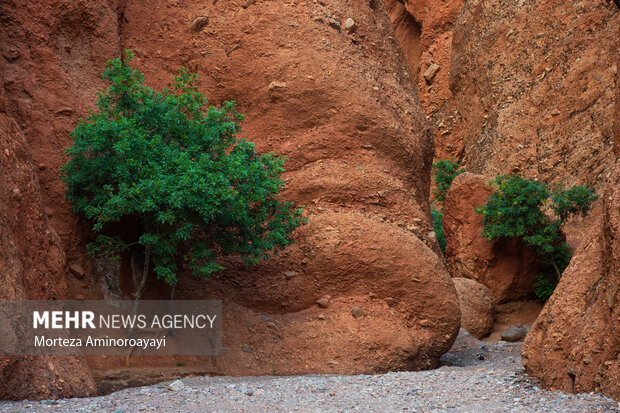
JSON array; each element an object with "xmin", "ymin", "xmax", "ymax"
[
  {"xmin": 551, "ymin": 184, "xmax": 597, "ymax": 222},
  {"xmin": 476, "ymin": 175, "xmax": 596, "ymax": 299},
  {"xmin": 430, "ymin": 159, "xmax": 464, "ymax": 256},
  {"xmin": 432, "ymin": 159, "xmax": 465, "ymax": 203},
  {"xmin": 431, "ymin": 207, "xmax": 447, "ymax": 255},
  {"xmin": 62, "ymin": 51, "xmax": 306, "ymax": 293}
]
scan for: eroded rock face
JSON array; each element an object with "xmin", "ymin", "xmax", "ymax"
[
  {"xmin": 1, "ymin": 0, "xmax": 121, "ymax": 294},
  {"xmin": 383, "ymin": 0, "xmax": 618, "ymax": 398},
  {"xmin": 443, "ymin": 173, "xmax": 541, "ymax": 302},
  {"xmin": 453, "ymin": 278, "xmax": 495, "ymax": 340},
  {"xmin": 384, "ymin": 0, "xmax": 423, "ymax": 83},
  {"xmin": 113, "ymin": 0, "xmax": 461, "ymax": 374},
  {"xmin": 0, "ymin": 114, "xmax": 96, "ymax": 399},
  {"xmin": 385, "ymin": 0, "xmax": 616, "ymax": 245},
  {"xmin": 450, "ymin": 0, "xmax": 617, "ymax": 192},
  {"xmin": 384, "ymin": 0, "xmax": 466, "ymax": 160},
  {"xmin": 3, "ymin": 0, "xmax": 460, "ymax": 391},
  {"xmin": 517, "ymin": 26, "xmax": 619, "ymax": 396},
  {"xmin": 522, "ymin": 160, "xmax": 620, "ymax": 399},
  {"xmin": 1, "ymin": 0, "xmax": 119, "ymax": 400},
  {"xmin": 171, "ymin": 211, "xmax": 460, "ymax": 374}
]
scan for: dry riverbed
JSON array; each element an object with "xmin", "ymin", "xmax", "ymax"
[{"xmin": 1, "ymin": 331, "xmax": 618, "ymax": 412}]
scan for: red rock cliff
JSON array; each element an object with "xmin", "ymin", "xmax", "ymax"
[
  {"xmin": 451, "ymin": 0, "xmax": 617, "ymax": 191},
  {"xmin": 1, "ymin": 0, "xmax": 461, "ymax": 398},
  {"xmin": 521, "ymin": 35, "xmax": 620, "ymax": 399},
  {"xmin": 1, "ymin": 0, "xmax": 123, "ymax": 400},
  {"xmin": 522, "ymin": 158, "xmax": 620, "ymax": 400}
]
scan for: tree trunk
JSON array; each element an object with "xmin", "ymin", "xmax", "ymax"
[
  {"xmin": 125, "ymin": 244, "xmax": 151, "ymax": 366},
  {"xmin": 134, "ymin": 244, "xmax": 151, "ymax": 304},
  {"xmin": 551, "ymin": 258, "xmax": 562, "ymax": 281}
]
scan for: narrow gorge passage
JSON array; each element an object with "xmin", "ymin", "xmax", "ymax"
[{"xmin": 0, "ymin": 0, "xmax": 618, "ymax": 409}]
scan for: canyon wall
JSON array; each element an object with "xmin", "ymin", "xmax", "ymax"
[
  {"xmin": 1, "ymin": 0, "xmax": 460, "ymax": 398},
  {"xmin": 1, "ymin": 0, "xmax": 123, "ymax": 400},
  {"xmin": 386, "ymin": 0, "xmax": 617, "ymax": 193},
  {"xmin": 521, "ymin": 19, "xmax": 619, "ymax": 399},
  {"xmin": 522, "ymin": 158, "xmax": 620, "ymax": 400},
  {"xmin": 1, "ymin": 0, "xmax": 122, "ymax": 298},
  {"xmin": 386, "ymin": 0, "xmax": 617, "ymax": 240},
  {"xmin": 385, "ymin": 0, "xmax": 618, "ymax": 398},
  {"xmin": 385, "ymin": 0, "xmax": 466, "ymax": 160},
  {"xmin": 451, "ymin": 0, "xmax": 617, "ymax": 192},
  {"xmin": 0, "ymin": 110, "xmax": 96, "ymax": 400}
]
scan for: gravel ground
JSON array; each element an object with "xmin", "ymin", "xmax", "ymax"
[{"xmin": 1, "ymin": 333, "xmax": 618, "ymax": 413}]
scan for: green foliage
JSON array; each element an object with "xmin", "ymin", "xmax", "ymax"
[
  {"xmin": 432, "ymin": 159, "xmax": 465, "ymax": 202},
  {"xmin": 476, "ymin": 175, "xmax": 550, "ymax": 243},
  {"xmin": 431, "ymin": 207, "xmax": 446, "ymax": 255},
  {"xmin": 430, "ymin": 159, "xmax": 463, "ymax": 256},
  {"xmin": 551, "ymin": 184, "xmax": 597, "ymax": 223},
  {"xmin": 533, "ymin": 274, "xmax": 556, "ymax": 301},
  {"xmin": 62, "ymin": 50, "xmax": 306, "ymax": 285},
  {"xmin": 533, "ymin": 242, "xmax": 572, "ymax": 300},
  {"xmin": 476, "ymin": 175, "xmax": 596, "ymax": 300}
]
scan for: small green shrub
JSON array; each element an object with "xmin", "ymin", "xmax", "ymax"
[
  {"xmin": 551, "ymin": 184, "xmax": 597, "ymax": 222},
  {"xmin": 476, "ymin": 175, "xmax": 596, "ymax": 299},
  {"xmin": 431, "ymin": 207, "xmax": 447, "ymax": 255},
  {"xmin": 533, "ymin": 274, "xmax": 556, "ymax": 301},
  {"xmin": 430, "ymin": 159, "xmax": 464, "ymax": 256},
  {"xmin": 62, "ymin": 51, "xmax": 306, "ymax": 286},
  {"xmin": 432, "ymin": 159, "xmax": 465, "ymax": 202}
]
